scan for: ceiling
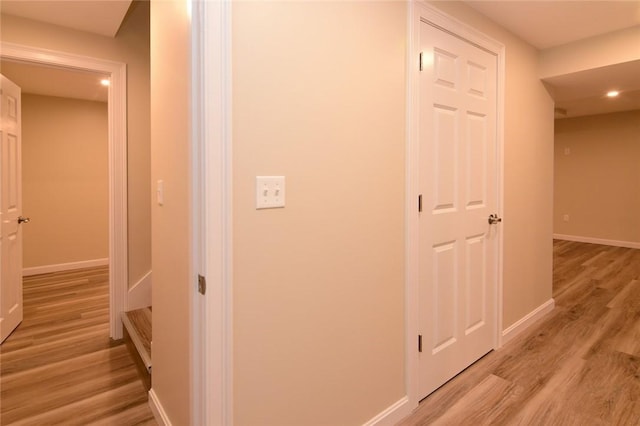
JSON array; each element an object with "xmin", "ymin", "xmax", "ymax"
[
  {"xmin": 1, "ymin": 1, "xmax": 639, "ymax": 118},
  {"xmin": 464, "ymin": 1, "xmax": 640, "ymax": 50},
  {"xmin": 544, "ymin": 60, "xmax": 640, "ymax": 118},
  {"xmin": 1, "ymin": 60, "xmax": 110, "ymax": 103},
  {"xmin": 0, "ymin": 0, "xmax": 131, "ymax": 103},
  {"xmin": 464, "ymin": 1, "xmax": 640, "ymax": 118},
  {"xmin": 1, "ymin": 0, "xmax": 132, "ymax": 38}
]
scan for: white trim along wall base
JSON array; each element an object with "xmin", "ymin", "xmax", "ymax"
[
  {"xmin": 149, "ymin": 389, "xmax": 172, "ymax": 426},
  {"xmin": 363, "ymin": 397, "xmax": 411, "ymax": 426},
  {"xmin": 501, "ymin": 299, "xmax": 555, "ymax": 345},
  {"xmin": 554, "ymin": 234, "xmax": 640, "ymax": 250},
  {"xmin": 127, "ymin": 270, "xmax": 152, "ymax": 310},
  {"xmin": 23, "ymin": 258, "xmax": 109, "ymax": 276}
]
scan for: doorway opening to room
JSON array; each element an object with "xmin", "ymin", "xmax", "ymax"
[
  {"xmin": 0, "ymin": 55, "xmax": 154, "ymax": 423},
  {"xmin": 0, "ymin": 48, "xmax": 128, "ymax": 338},
  {"xmin": 2, "ymin": 60, "xmax": 111, "ymax": 303},
  {"xmin": 0, "ymin": 58, "xmax": 111, "ymax": 355}
]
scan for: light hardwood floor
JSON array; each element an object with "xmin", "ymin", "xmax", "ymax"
[
  {"xmin": 0, "ymin": 266, "xmax": 156, "ymax": 425},
  {"xmin": 400, "ymin": 240, "xmax": 640, "ymax": 425}
]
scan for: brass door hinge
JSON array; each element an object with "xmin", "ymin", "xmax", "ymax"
[{"xmin": 198, "ymin": 274, "xmax": 206, "ymax": 295}]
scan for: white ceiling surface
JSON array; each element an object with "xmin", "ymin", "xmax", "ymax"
[
  {"xmin": 0, "ymin": 1, "xmax": 130, "ymax": 103},
  {"xmin": 1, "ymin": 60, "xmax": 109, "ymax": 103},
  {"xmin": 1, "ymin": 0, "xmax": 133, "ymax": 38},
  {"xmin": 544, "ymin": 60, "xmax": 640, "ymax": 118}
]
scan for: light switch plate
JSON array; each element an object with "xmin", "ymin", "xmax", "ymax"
[{"xmin": 256, "ymin": 176, "xmax": 285, "ymax": 209}]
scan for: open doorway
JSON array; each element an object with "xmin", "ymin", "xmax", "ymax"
[
  {"xmin": 0, "ymin": 45, "xmax": 129, "ymax": 340},
  {"xmin": 2, "ymin": 61, "xmax": 110, "ymax": 279},
  {"xmin": 553, "ymin": 110, "xmax": 640, "ymax": 249},
  {"xmin": 544, "ymin": 60, "xmax": 640, "ymax": 248},
  {"xmin": 0, "ymin": 56, "xmax": 155, "ymax": 425},
  {"xmin": 0, "ymin": 60, "xmax": 110, "ymax": 355}
]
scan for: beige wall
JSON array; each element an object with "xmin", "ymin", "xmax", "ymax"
[
  {"xmin": 232, "ymin": 2, "xmax": 406, "ymax": 424},
  {"xmin": 21, "ymin": 94, "xmax": 108, "ymax": 268},
  {"xmin": 554, "ymin": 110, "xmax": 640, "ymax": 243},
  {"xmin": 149, "ymin": 0, "xmax": 191, "ymax": 424},
  {"xmin": 540, "ymin": 26, "xmax": 640, "ymax": 79},
  {"xmin": 431, "ymin": 1, "xmax": 555, "ymax": 330},
  {"xmin": 53, "ymin": 0, "xmax": 553, "ymax": 424},
  {"xmin": 230, "ymin": 1, "xmax": 555, "ymax": 424},
  {"xmin": 1, "ymin": 1, "xmax": 151, "ymax": 287}
]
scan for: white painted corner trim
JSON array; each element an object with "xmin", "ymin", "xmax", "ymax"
[
  {"xmin": 149, "ymin": 389, "xmax": 172, "ymax": 426},
  {"xmin": 405, "ymin": 0, "xmax": 506, "ymax": 415},
  {"xmin": 1, "ymin": 42, "xmax": 129, "ymax": 340},
  {"xmin": 23, "ymin": 258, "xmax": 109, "ymax": 277},
  {"xmin": 190, "ymin": 1, "xmax": 233, "ymax": 426},
  {"xmin": 501, "ymin": 298, "xmax": 555, "ymax": 345},
  {"xmin": 127, "ymin": 270, "xmax": 152, "ymax": 311},
  {"xmin": 362, "ymin": 397, "xmax": 411, "ymax": 426},
  {"xmin": 554, "ymin": 234, "xmax": 640, "ymax": 250}
]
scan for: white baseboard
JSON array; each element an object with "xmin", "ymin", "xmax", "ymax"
[
  {"xmin": 127, "ymin": 270, "xmax": 152, "ymax": 311},
  {"xmin": 554, "ymin": 234, "xmax": 640, "ymax": 249},
  {"xmin": 501, "ymin": 298, "xmax": 555, "ymax": 346},
  {"xmin": 23, "ymin": 258, "xmax": 109, "ymax": 276},
  {"xmin": 367, "ymin": 301, "xmax": 556, "ymax": 425},
  {"xmin": 149, "ymin": 388, "xmax": 172, "ymax": 426},
  {"xmin": 362, "ymin": 396, "xmax": 411, "ymax": 426}
]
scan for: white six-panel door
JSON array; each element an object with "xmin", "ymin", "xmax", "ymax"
[
  {"xmin": 418, "ymin": 21, "xmax": 499, "ymax": 399},
  {"xmin": 0, "ymin": 74, "xmax": 23, "ymax": 343}
]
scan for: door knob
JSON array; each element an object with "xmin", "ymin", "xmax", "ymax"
[
  {"xmin": 18, "ymin": 216, "xmax": 30, "ymax": 224},
  {"xmin": 488, "ymin": 214, "xmax": 502, "ymax": 225}
]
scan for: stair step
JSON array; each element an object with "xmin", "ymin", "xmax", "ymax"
[{"xmin": 121, "ymin": 307, "xmax": 152, "ymax": 390}]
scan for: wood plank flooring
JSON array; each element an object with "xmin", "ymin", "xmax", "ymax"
[
  {"xmin": 400, "ymin": 240, "xmax": 640, "ymax": 425},
  {"xmin": 0, "ymin": 266, "xmax": 156, "ymax": 425}
]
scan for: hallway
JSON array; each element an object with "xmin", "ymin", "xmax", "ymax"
[
  {"xmin": 3, "ymin": 241, "xmax": 639, "ymax": 425},
  {"xmin": 0, "ymin": 266, "xmax": 155, "ymax": 425},
  {"xmin": 400, "ymin": 240, "xmax": 640, "ymax": 425}
]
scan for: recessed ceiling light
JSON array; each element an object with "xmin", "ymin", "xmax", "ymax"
[
  {"xmin": 100, "ymin": 79, "xmax": 110, "ymax": 87},
  {"xmin": 606, "ymin": 90, "xmax": 619, "ymax": 97}
]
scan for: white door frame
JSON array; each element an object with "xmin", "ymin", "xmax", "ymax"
[
  {"xmin": 190, "ymin": 1, "xmax": 233, "ymax": 425},
  {"xmin": 405, "ymin": 1, "xmax": 505, "ymax": 409},
  {"xmin": 0, "ymin": 42, "xmax": 128, "ymax": 340}
]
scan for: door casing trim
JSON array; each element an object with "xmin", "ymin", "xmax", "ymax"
[
  {"xmin": 190, "ymin": 0, "xmax": 233, "ymax": 424},
  {"xmin": 405, "ymin": 1, "xmax": 505, "ymax": 411},
  {"xmin": 1, "ymin": 42, "xmax": 128, "ymax": 339}
]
